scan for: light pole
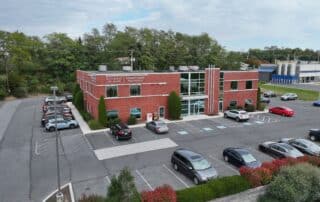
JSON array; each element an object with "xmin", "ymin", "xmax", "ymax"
[
  {"xmin": 4, "ymin": 51, "xmax": 10, "ymax": 93},
  {"xmin": 50, "ymin": 86, "xmax": 64, "ymax": 202}
]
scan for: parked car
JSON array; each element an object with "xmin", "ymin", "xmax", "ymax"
[
  {"xmin": 280, "ymin": 93, "xmax": 298, "ymax": 101},
  {"xmin": 309, "ymin": 129, "xmax": 320, "ymax": 141},
  {"xmin": 279, "ymin": 138, "xmax": 320, "ymax": 157},
  {"xmin": 260, "ymin": 96, "xmax": 270, "ymax": 104},
  {"xmin": 269, "ymin": 106, "xmax": 294, "ymax": 117},
  {"xmin": 44, "ymin": 96, "xmax": 66, "ymax": 104},
  {"xmin": 110, "ymin": 123, "xmax": 132, "ymax": 140},
  {"xmin": 63, "ymin": 92, "xmax": 73, "ymax": 102},
  {"xmin": 45, "ymin": 119, "xmax": 78, "ymax": 132},
  {"xmin": 263, "ymin": 91, "xmax": 276, "ymax": 97},
  {"xmin": 224, "ymin": 110, "xmax": 249, "ymax": 122},
  {"xmin": 313, "ymin": 100, "xmax": 320, "ymax": 107},
  {"xmin": 259, "ymin": 141, "xmax": 304, "ymax": 158},
  {"xmin": 171, "ymin": 148, "xmax": 218, "ymax": 184},
  {"xmin": 41, "ymin": 114, "xmax": 64, "ymax": 127},
  {"xmin": 146, "ymin": 120, "xmax": 169, "ymax": 134},
  {"xmin": 223, "ymin": 148, "xmax": 261, "ymax": 168}
]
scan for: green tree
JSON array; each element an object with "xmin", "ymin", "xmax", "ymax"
[
  {"xmin": 72, "ymin": 84, "xmax": 81, "ymax": 103},
  {"xmin": 98, "ymin": 96, "xmax": 107, "ymax": 127},
  {"xmin": 168, "ymin": 91, "xmax": 181, "ymax": 120},
  {"xmin": 74, "ymin": 90, "xmax": 84, "ymax": 112},
  {"xmin": 106, "ymin": 168, "xmax": 140, "ymax": 202},
  {"xmin": 257, "ymin": 87, "xmax": 261, "ymax": 109}
]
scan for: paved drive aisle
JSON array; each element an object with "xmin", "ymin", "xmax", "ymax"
[{"xmin": 0, "ymin": 99, "xmax": 32, "ymax": 202}]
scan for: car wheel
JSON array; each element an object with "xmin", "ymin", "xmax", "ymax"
[
  {"xmin": 173, "ymin": 163, "xmax": 178, "ymax": 171},
  {"xmin": 70, "ymin": 124, "xmax": 75, "ymax": 129},
  {"xmin": 193, "ymin": 177, "xmax": 199, "ymax": 185},
  {"xmin": 236, "ymin": 117, "xmax": 240, "ymax": 122},
  {"xmin": 49, "ymin": 127, "xmax": 55, "ymax": 132},
  {"xmin": 224, "ymin": 155, "xmax": 229, "ymax": 162},
  {"xmin": 224, "ymin": 113, "xmax": 227, "ymax": 118},
  {"xmin": 310, "ymin": 135, "xmax": 316, "ymax": 141}
]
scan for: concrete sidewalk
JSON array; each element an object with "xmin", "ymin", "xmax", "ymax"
[
  {"xmin": 69, "ymin": 102, "xmax": 269, "ymax": 135},
  {"xmin": 0, "ymin": 100, "xmax": 21, "ymax": 144}
]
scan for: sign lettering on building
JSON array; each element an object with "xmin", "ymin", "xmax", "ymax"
[
  {"xmin": 125, "ymin": 76, "xmax": 145, "ymax": 83},
  {"xmin": 106, "ymin": 76, "xmax": 123, "ymax": 83}
]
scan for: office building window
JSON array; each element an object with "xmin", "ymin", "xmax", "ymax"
[
  {"xmin": 246, "ymin": 81, "xmax": 252, "ymax": 89},
  {"xmin": 229, "ymin": 100, "xmax": 237, "ymax": 108},
  {"xmin": 130, "ymin": 85, "xmax": 140, "ymax": 96},
  {"xmin": 106, "ymin": 86, "xmax": 117, "ymax": 97},
  {"xmin": 230, "ymin": 81, "xmax": 238, "ymax": 90}
]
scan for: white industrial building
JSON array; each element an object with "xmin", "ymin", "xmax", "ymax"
[{"xmin": 276, "ymin": 60, "xmax": 320, "ymax": 83}]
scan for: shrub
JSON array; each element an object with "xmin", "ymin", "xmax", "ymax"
[
  {"xmin": 107, "ymin": 117, "xmax": 120, "ymax": 128},
  {"xmin": 0, "ymin": 88, "xmax": 6, "ymax": 100},
  {"xmin": 245, "ymin": 104, "xmax": 255, "ymax": 112},
  {"xmin": 98, "ymin": 96, "xmax": 107, "ymax": 127},
  {"xmin": 78, "ymin": 194, "xmax": 105, "ymax": 202},
  {"xmin": 257, "ymin": 103, "xmax": 266, "ymax": 111},
  {"xmin": 168, "ymin": 91, "xmax": 181, "ymax": 120},
  {"xmin": 176, "ymin": 176, "xmax": 250, "ymax": 202},
  {"xmin": 80, "ymin": 110, "xmax": 93, "ymax": 122},
  {"xmin": 256, "ymin": 87, "xmax": 261, "ymax": 109},
  {"xmin": 88, "ymin": 120, "xmax": 104, "ymax": 130},
  {"xmin": 127, "ymin": 116, "xmax": 137, "ymax": 125},
  {"xmin": 141, "ymin": 184, "xmax": 176, "ymax": 202},
  {"xmin": 264, "ymin": 163, "xmax": 320, "ymax": 202},
  {"xmin": 12, "ymin": 86, "xmax": 28, "ymax": 98},
  {"xmin": 106, "ymin": 168, "xmax": 140, "ymax": 202}
]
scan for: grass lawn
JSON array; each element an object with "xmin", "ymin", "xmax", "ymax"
[{"xmin": 260, "ymin": 84, "xmax": 319, "ymax": 101}]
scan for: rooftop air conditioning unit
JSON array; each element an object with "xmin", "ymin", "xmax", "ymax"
[
  {"xmin": 123, "ymin": 66, "xmax": 133, "ymax": 72},
  {"xmin": 178, "ymin": 66, "xmax": 189, "ymax": 72},
  {"xmin": 169, "ymin": 66, "xmax": 175, "ymax": 71},
  {"xmin": 189, "ymin": 65, "xmax": 200, "ymax": 71},
  {"xmin": 98, "ymin": 65, "xmax": 107, "ymax": 72}
]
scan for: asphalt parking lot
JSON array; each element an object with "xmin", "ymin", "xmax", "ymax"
[{"xmin": 0, "ymin": 96, "xmax": 319, "ymax": 201}]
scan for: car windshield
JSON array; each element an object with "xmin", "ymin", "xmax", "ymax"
[
  {"xmin": 241, "ymin": 153, "xmax": 256, "ymax": 163},
  {"xmin": 156, "ymin": 122, "xmax": 166, "ymax": 127},
  {"xmin": 300, "ymin": 140, "xmax": 320, "ymax": 152},
  {"xmin": 191, "ymin": 158, "xmax": 211, "ymax": 170}
]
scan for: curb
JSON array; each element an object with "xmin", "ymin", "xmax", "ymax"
[{"xmin": 69, "ymin": 103, "xmax": 269, "ymax": 136}]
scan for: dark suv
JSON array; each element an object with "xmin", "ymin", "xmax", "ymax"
[
  {"xmin": 171, "ymin": 148, "xmax": 218, "ymax": 185},
  {"xmin": 110, "ymin": 123, "xmax": 132, "ymax": 140}
]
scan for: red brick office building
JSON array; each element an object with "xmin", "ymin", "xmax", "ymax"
[{"xmin": 77, "ymin": 68, "xmax": 258, "ymax": 122}]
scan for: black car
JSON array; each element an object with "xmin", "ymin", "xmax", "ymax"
[
  {"xmin": 223, "ymin": 148, "xmax": 261, "ymax": 168},
  {"xmin": 259, "ymin": 141, "xmax": 304, "ymax": 158},
  {"xmin": 63, "ymin": 92, "xmax": 73, "ymax": 102},
  {"xmin": 279, "ymin": 138, "xmax": 320, "ymax": 157},
  {"xmin": 171, "ymin": 148, "xmax": 218, "ymax": 185},
  {"xmin": 110, "ymin": 123, "xmax": 132, "ymax": 140},
  {"xmin": 309, "ymin": 129, "xmax": 320, "ymax": 141}
]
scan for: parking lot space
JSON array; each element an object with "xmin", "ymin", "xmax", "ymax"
[
  {"xmin": 73, "ymin": 176, "xmax": 110, "ymax": 200},
  {"xmin": 206, "ymin": 154, "xmax": 240, "ymax": 176},
  {"xmin": 85, "ymin": 132, "xmax": 114, "ymax": 149},
  {"xmin": 249, "ymin": 113, "xmax": 282, "ymax": 124},
  {"xmin": 207, "ymin": 117, "xmax": 244, "ymax": 129}
]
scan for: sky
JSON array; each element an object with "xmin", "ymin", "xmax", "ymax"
[{"xmin": 1, "ymin": 0, "xmax": 320, "ymax": 51}]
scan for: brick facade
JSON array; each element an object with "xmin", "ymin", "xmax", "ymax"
[{"xmin": 77, "ymin": 68, "xmax": 258, "ymax": 122}]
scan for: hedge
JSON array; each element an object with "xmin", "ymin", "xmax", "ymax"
[
  {"xmin": 88, "ymin": 120, "xmax": 104, "ymax": 130},
  {"xmin": 176, "ymin": 175, "xmax": 250, "ymax": 202}
]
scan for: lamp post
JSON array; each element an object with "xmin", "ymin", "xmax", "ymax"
[
  {"xmin": 4, "ymin": 51, "xmax": 10, "ymax": 93},
  {"xmin": 50, "ymin": 86, "xmax": 64, "ymax": 202}
]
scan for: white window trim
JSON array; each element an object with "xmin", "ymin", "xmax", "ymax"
[
  {"xmin": 130, "ymin": 84, "xmax": 141, "ymax": 97},
  {"xmin": 105, "ymin": 85, "xmax": 118, "ymax": 98}
]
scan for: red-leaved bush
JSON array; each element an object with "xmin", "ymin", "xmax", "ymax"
[
  {"xmin": 141, "ymin": 184, "xmax": 177, "ymax": 202},
  {"xmin": 240, "ymin": 156, "xmax": 320, "ymax": 187}
]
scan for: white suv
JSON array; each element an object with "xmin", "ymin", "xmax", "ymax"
[{"xmin": 224, "ymin": 110, "xmax": 249, "ymax": 122}]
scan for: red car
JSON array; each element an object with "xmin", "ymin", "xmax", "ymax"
[{"xmin": 269, "ymin": 106, "xmax": 294, "ymax": 117}]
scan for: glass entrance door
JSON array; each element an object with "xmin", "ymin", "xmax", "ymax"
[
  {"xmin": 159, "ymin": 106, "xmax": 165, "ymax": 118},
  {"xmin": 219, "ymin": 100, "xmax": 223, "ymax": 112}
]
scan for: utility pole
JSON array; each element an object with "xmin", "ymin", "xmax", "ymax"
[{"xmin": 50, "ymin": 86, "xmax": 64, "ymax": 202}]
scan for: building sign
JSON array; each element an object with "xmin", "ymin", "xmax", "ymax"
[
  {"xmin": 106, "ymin": 76, "xmax": 123, "ymax": 83},
  {"xmin": 126, "ymin": 76, "xmax": 145, "ymax": 83}
]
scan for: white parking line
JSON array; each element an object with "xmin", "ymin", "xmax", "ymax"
[
  {"xmin": 132, "ymin": 136, "xmax": 137, "ymax": 143},
  {"xmin": 135, "ymin": 170, "xmax": 153, "ymax": 191},
  {"xmin": 83, "ymin": 135, "xmax": 94, "ymax": 150},
  {"xmin": 162, "ymin": 164, "xmax": 190, "ymax": 188},
  {"xmin": 104, "ymin": 131, "xmax": 116, "ymax": 145},
  {"xmin": 35, "ymin": 141, "xmax": 40, "ymax": 155},
  {"xmin": 105, "ymin": 175, "xmax": 111, "ymax": 184},
  {"xmin": 208, "ymin": 155, "xmax": 239, "ymax": 175}
]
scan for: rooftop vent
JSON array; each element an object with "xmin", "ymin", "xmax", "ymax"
[
  {"xmin": 189, "ymin": 65, "xmax": 200, "ymax": 71},
  {"xmin": 98, "ymin": 65, "xmax": 107, "ymax": 72},
  {"xmin": 178, "ymin": 66, "xmax": 189, "ymax": 72},
  {"xmin": 123, "ymin": 66, "xmax": 133, "ymax": 72}
]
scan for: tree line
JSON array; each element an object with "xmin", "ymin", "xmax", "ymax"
[{"xmin": 0, "ymin": 23, "xmax": 319, "ymax": 99}]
